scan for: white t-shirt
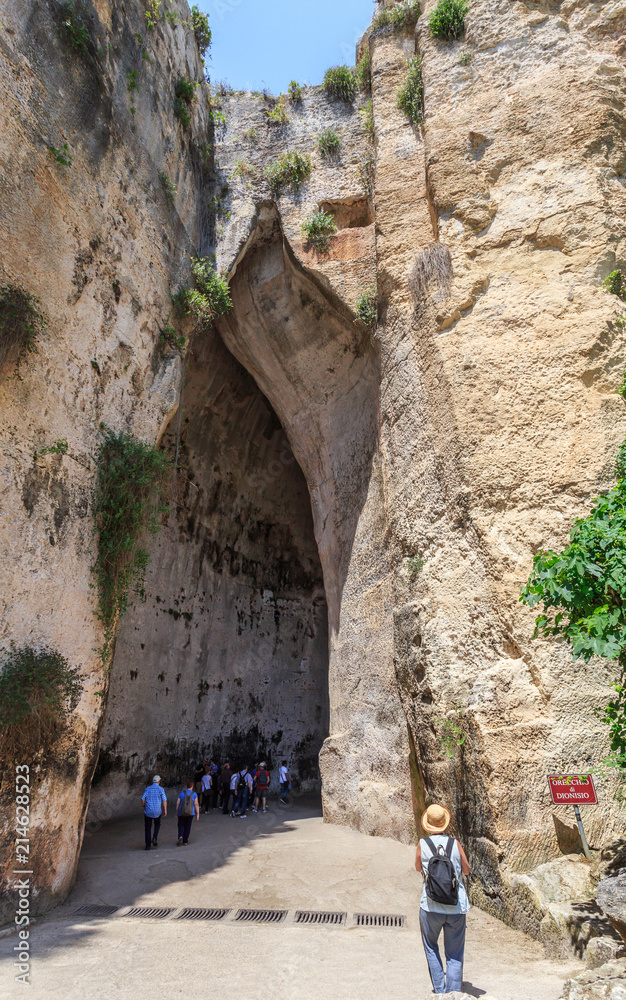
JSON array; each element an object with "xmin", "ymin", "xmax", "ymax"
[
  {"xmin": 230, "ymin": 773, "xmax": 238, "ymax": 791},
  {"xmin": 201, "ymin": 774, "xmax": 212, "ymax": 791},
  {"xmin": 279, "ymin": 766, "xmax": 289, "ymax": 783}
]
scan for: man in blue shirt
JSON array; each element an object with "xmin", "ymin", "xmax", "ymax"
[{"xmin": 141, "ymin": 775, "xmax": 167, "ymax": 851}]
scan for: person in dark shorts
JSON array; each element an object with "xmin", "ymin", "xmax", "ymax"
[
  {"xmin": 176, "ymin": 779, "xmax": 199, "ymax": 845},
  {"xmin": 141, "ymin": 775, "xmax": 167, "ymax": 850},
  {"xmin": 252, "ymin": 762, "xmax": 270, "ymax": 813}
]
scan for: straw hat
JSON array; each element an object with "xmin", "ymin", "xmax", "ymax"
[{"xmin": 421, "ymin": 804, "xmax": 451, "ymax": 834}]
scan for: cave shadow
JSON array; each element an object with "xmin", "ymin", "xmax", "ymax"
[{"xmin": 2, "ymin": 800, "xmax": 322, "ymax": 961}]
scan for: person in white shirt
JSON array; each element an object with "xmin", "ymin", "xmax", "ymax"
[
  {"xmin": 278, "ymin": 762, "xmax": 290, "ymax": 803},
  {"xmin": 200, "ymin": 768, "xmax": 212, "ymax": 815}
]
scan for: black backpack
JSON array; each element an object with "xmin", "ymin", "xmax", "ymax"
[
  {"xmin": 237, "ymin": 771, "xmax": 248, "ymax": 792},
  {"xmin": 424, "ymin": 837, "xmax": 459, "ymax": 906}
]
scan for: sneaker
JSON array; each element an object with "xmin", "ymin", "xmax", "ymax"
[
  {"xmin": 145, "ymin": 845, "xmax": 151, "ymax": 851},
  {"xmin": 280, "ymin": 798, "xmax": 287, "ymax": 803},
  {"xmin": 177, "ymin": 837, "xmax": 183, "ymax": 846},
  {"xmin": 262, "ymin": 809, "xmax": 267, "ymax": 813},
  {"xmin": 240, "ymin": 814, "xmax": 247, "ymax": 819},
  {"xmin": 252, "ymin": 808, "xmax": 257, "ymax": 813},
  {"xmin": 152, "ymin": 839, "xmax": 158, "ymax": 847},
  {"xmin": 230, "ymin": 812, "xmax": 235, "ymax": 817}
]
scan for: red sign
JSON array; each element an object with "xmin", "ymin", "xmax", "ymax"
[{"xmin": 548, "ymin": 774, "xmax": 598, "ymax": 805}]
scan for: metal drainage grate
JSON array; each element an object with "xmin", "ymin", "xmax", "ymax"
[
  {"xmin": 354, "ymin": 913, "xmax": 405, "ymax": 928},
  {"xmin": 295, "ymin": 910, "xmax": 346, "ymax": 925},
  {"xmin": 175, "ymin": 907, "xmax": 231, "ymax": 921},
  {"xmin": 73, "ymin": 904, "xmax": 119, "ymax": 918},
  {"xmin": 235, "ymin": 908, "xmax": 287, "ymax": 924},
  {"xmin": 124, "ymin": 906, "xmax": 175, "ymax": 919}
]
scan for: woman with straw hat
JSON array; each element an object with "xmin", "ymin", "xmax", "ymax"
[{"xmin": 415, "ymin": 804, "xmax": 471, "ymax": 995}]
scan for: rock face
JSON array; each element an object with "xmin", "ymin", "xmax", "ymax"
[
  {"xmin": 560, "ymin": 960, "xmax": 626, "ymax": 1000},
  {"xmin": 598, "ymin": 873, "xmax": 626, "ymax": 944},
  {"xmin": 2, "ymin": 0, "xmax": 626, "ymax": 931}
]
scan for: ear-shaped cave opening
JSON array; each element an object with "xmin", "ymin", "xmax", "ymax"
[{"xmin": 89, "ymin": 327, "xmax": 329, "ymax": 819}]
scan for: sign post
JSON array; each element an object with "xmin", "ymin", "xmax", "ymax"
[{"xmin": 547, "ymin": 774, "xmax": 598, "ymax": 860}]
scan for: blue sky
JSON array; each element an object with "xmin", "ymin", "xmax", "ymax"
[{"xmin": 195, "ymin": 0, "xmax": 375, "ymax": 94}]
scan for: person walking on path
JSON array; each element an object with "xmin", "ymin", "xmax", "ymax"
[
  {"xmin": 252, "ymin": 762, "xmax": 270, "ymax": 813},
  {"xmin": 176, "ymin": 779, "xmax": 200, "ymax": 845},
  {"xmin": 193, "ymin": 761, "xmax": 205, "ymax": 800},
  {"xmin": 141, "ymin": 775, "xmax": 167, "ymax": 851},
  {"xmin": 220, "ymin": 762, "xmax": 232, "ymax": 814},
  {"xmin": 415, "ymin": 804, "xmax": 471, "ymax": 996},
  {"xmin": 231, "ymin": 766, "xmax": 253, "ymax": 818},
  {"xmin": 209, "ymin": 760, "xmax": 219, "ymax": 809},
  {"xmin": 200, "ymin": 767, "xmax": 212, "ymax": 815},
  {"xmin": 227, "ymin": 768, "xmax": 239, "ymax": 815},
  {"xmin": 278, "ymin": 762, "xmax": 290, "ymax": 803}
]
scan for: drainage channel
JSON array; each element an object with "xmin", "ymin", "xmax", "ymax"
[{"xmin": 72, "ymin": 906, "xmax": 407, "ymax": 929}]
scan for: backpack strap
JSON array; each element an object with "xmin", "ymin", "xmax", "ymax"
[
  {"xmin": 424, "ymin": 837, "xmax": 438, "ymax": 857},
  {"xmin": 445, "ymin": 837, "xmax": 454, "ymax": 859}
]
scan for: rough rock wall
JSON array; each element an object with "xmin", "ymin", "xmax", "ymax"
[
  {"xmin": 89, "ymin": 325, "xmax": 329, "ymax": 820},
  {"xmin": 0, "ymin": 0, "xmax": 205, "ymax": 920}
]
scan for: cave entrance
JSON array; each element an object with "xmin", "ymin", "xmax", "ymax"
[{"xmin": 90, "ymin": 325, "xmax": 329, "ymax": 817}]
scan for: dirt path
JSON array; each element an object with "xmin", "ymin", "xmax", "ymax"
[{"xmin": 0, "ymin": 804, "xmax": 582, "ymax": 999}]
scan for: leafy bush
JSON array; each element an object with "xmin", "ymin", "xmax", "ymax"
[
  {"xmin": 127, "ymin": 69, "xmax": 139, "ymax": 93},
  {"xmin": 318, "ymin": 129, "xmax": 341, "ymax": 157},
  {"xmin": 521, "ymin": 453, "xmax": 626, "ymax": 763},
  {"xmin": 265, "ymin": 151, "xmax": 312, "ymax": 193},
  {"xmin": 174, "ymin": 257, "xmax": 232, "ymax": 326},
  {"xmin": 360, "ymin": 99, "xmax": 375, "ymax": 140},
  {"xmin": 174, "ymin": 77, "xmax": 195, "ymax": 129},
  {"xmin": 145, "ymin": 0, "xmax": 161, "ymax": 30},
  {"xmin": 58, "ymin": 0, "xmax": 89, "ymax": 52},
  {"xmin": 190, "ymin": 5, "xmax": 212, "ymax": 56},
  {"xmin": 288, "ymin": 80, "xmax": 303, "ymax": 103},
  {"xmin": 323, "ymin": 65, "xmax": 357, "ymax": 102},
  {"xmin": 355, "ymin": 285, "xmax": 378, "ymax": 328},
  {"xmin": 397, "ymin": 56, "xmax": 423, "ymax": 125},
  {"xmin": 93, "ymin": 428, "xmax": 172, "ymax": 658},
  {"xmin": 160, "ymin": 326, "xmax": 186, "ymax": 352},
  {"xmin": 604, "ymin": 270, "xmax": 626, "ymax": 301},
  {"xmin": 267, "ymin": 95, "xmax": 289, "ymax": 125},
  {"xmin": 0, "ymin": 284, "xmax": 46, "ymax": 369},
  {"xmin": 355, "ymin": 51, "xmax": 371, "ymax": 92},
  {"xmin": 0, "ymin": 645, "xmax": 82, "ymax": 759},
  {"xmin": 372, "ymin": 0, "xmax": 421, "ymax": 32},
  {"xmin": 428, "ymin": 0, "xmax": 469, "ymax": 40},
  {"xmin": 301, "ymin": 211, "xmax": 337, "ymax": 252}
]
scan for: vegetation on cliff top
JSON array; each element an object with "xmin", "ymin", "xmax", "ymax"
[
  {"xmin": 521, "ymin": 449, "xmax": 626, "ymax": 769},
  {"xmin": 0, "ymin": 645, "xmax": 82, "ymax": 760},
  {"xmin": 323, "ymin": 65, "xmax": 357, "ymax": 103},
  {"xmin": 428, "ymin": 0, "xmax": 469, "ymax": 40},
  {"xmin": 190, "ymin": 5, "xmax": 212, "ymax": 56},
  {"xmin": 372, "ymin": 0, "xmax": 420, "ymax": 32},
  {"xmin": 93, "ymin": 428, "xmax": 172, "ymax": 661}
]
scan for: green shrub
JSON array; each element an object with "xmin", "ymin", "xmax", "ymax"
[
  {"xmin": 233, "ymin": 159, "xmax": 254, "ymax": 179},
  {"xmin": 190, "ymin": 5, "xmax": 212, "ymax": 56},
  {"xmin": 355, "ymin": 51, "xmax": 371, "ymax": 92},
  {"xmin": 372, "ymin": 0, "xmax": 420, "ymax": 32},
  {"xmin": 604, "ymin": 270, "xmax": 626, "ymax": 301},
  {"xmin": 323, "ymin": 65, "xmax": 357, "ymax": 102},
  {"xmin": 0, "ymin": 284, "xmax": 46, "ymax": 369},
  {"xmin": 459, "ymin": 51, "xmax": 473, "ymax": 65},
  {"xmin": 145, "ymin": 0, "xmax": 161, "ymax": 30},
  {"xmin": 174, "ymin": 99, "xmax": 191, "ymax": 129},
  {"xmin": 174, "ymin": 78, "xmax": 195, "ymax": 130},
  {"xmin": 174, "ymin": 257, "xmax": 232, "ymax": 326},
  {"xmin": 521, "ymin": 452, "xmax": 626, "ymax": 766},
  {"xmin": 127, "ymin": 69, "xmax": 139, "ymax": 93},
  {"xmin": 318, "ymin": 129, "xmax": 341, "ymax": 157},
  {"xmin": 355, "ymin": 285, "xmax": 378, "ymax": 327},
  {"xmin": 49, "ymin": 143, "xmax": 73, "ymax": 167},
  {"xmin": 360, "ymin": 98, "xmax": 375, "ymax": 140},
  {"xmin": 265, "ymin": 151, "xmax": 312, "ymax": 193},
  {"xmin": 267, "ymin": 95, "xmax": 289, "ymax": 125},
  {"xmin": 93, "ymin": 428, "xmax": 172, "ymax": 658},
  {"xmin": 428, "ymin": 0, "xmax": 469, "ymax": 40},
  {"xmin": 58, "ymin": 0, "xmax": 89, "ymax": 52},
  {"xmin": 158, "ymin": 170, "xmax": 177, "ymax": 202},
  {"xmin": 288, "ymin": 80, "xmax": 303, "ymax": 103},
  {"xmin": 0, "ymin": 645, "xmax": 82, "ymax": 759},
  {"xmin": 301, "ymin": 210, "xmax": 337, "ymax": 252},
  {"xmin": 160, "ymin": 326, "xmax": 186, "ymax": 352},
  {"xmin": 397, "ymin": 56, "xmax": 423, "ymax": 125},
  {"xmin": 34, "ymin": 439, "xmax": 68, "ymax": 459}
]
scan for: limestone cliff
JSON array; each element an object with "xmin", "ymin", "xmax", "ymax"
[{"xmin": 1, "ymin": 0, "xmax": 626, "ymax": 934}]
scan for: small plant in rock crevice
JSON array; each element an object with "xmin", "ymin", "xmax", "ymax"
[
  {"xmin": 267, "ymin": 95, "xmax": 289, "ymax": 126},
  {"xmin": 360, "ymin": 99, "xmax": 375, "ymax": 141},
  {"xmin": 160, "ymin": 326, "xmax": 186, "ymax": 352},
  {"xmin": 409, "ymin": 243, "xmax": 453, "ymax": 300},
  {"xmin": 49, "ymin": 143, "xmax": 73, "ymax": 167},
  {"xmin": 58, "ymin": 0, "xmax": 90, "ymax": 52},
  {"xmin": 34, "ymin": 439, "xmax": 69, "ymax": 460},
  {"xmin": 604, "ymin": 270, "xmax": 626, "ymax": 301},
  {"xmin": 372, "ymin": 0, "xmax": 421, "ymax": 32},
  {"xmin": 265, "ymin": 151, "xmax": 312, "ymax": 193},
  {"xmin": 435, "ymin": 704, "xmax": 466, "ymax": 759},
  {"xmin": 301, "ymin": 211, "xmax": 337, "ymax": 252},
  {"xmin": 233, "ymin": 159, "xmax": 254, "ymax": 180},
  {"xmin": 174, "ymin": 77, "xmax": 196, "ymax": 130},
  {"xmin": 397, "ymin": 56, "xmax": 424, "ymax": 126},
  {"xmin": 355, "ymin": 285, "xmax": 378, "ymax": 328},
  {"xmin": 288, "ymin": 80, "xmax": 303, "ymax": 103},
  {"xmin": 0, "ymin": 284, "xmax": 46, "ymax": 369},
  {"xmin": 323, "ymin": 65, "xmax": 357, "ymax": 103},
  {"xmin": 618, "ymin": 371, "xmax": 626, "ymax": 400},
  {"xmin": 158, "ymin": 170, "xmax": 177, "ymax": 202},
  {"xmin": 93, "ymin": 427, "xmax": 172, "ymax": 661},
  {"xmin": 428, "ymin": 0, "xmax": 469, "ymax": 41},
  {"xmin": 355, "ymin": 151, "xmax": 375, "ymax": 196},
  {"xmin": 318, "ymin": 129, "xmax": 341, "ymax": 158},
  {"xmin": 355, "ymin": 51, "xmax": 371, "ymax": 92},
  {"xmin": 190, "ymin": 5, "xmax": 212, "ymax": 57},
  {"xmin": 407, "ymin": 554, "xmax": 424, "ymax": 579},
  {"xmin": 0, "ymin": 645, "xmax": 83, "ymax": 760}
]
